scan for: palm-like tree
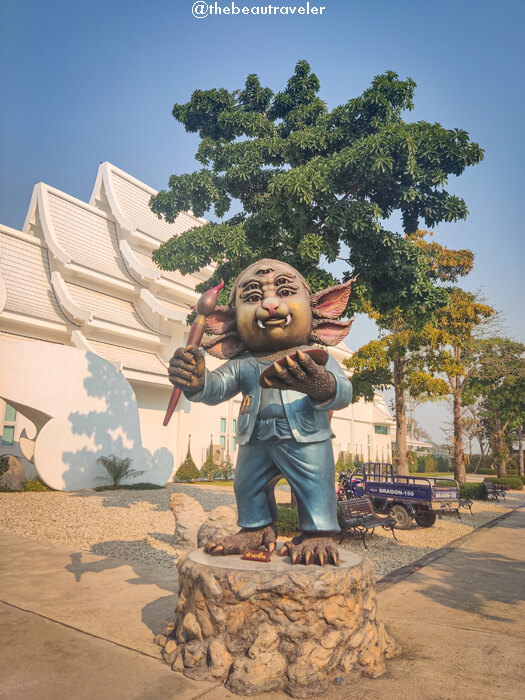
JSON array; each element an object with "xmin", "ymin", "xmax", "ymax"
[{"xmin": 96, "ymin": 454, "xmax": 144, "ymax": 488}]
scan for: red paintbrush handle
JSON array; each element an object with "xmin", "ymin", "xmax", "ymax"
[{"xmin": 163, "ymin": 280, "xmax": 224, "ymax": 427}]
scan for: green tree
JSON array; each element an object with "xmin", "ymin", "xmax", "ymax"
[
  {"xmin": 200, "ymin": 438, "xmax": 220, "ymax": 480},
  {"xmin": 151, "ymin": 61, "xmax": 483, "ymax": 320},
  {"xmin": 346, "ymin": 232, "xmax": 472, "ymax": 476},
  {"xmin": 96, "ymin": 454, "xmax": 145, "ymax": 488},
  {"xmin": 176, "ymin": 440, "xmax": 200, "ymax": 482},
  {"xmin": 464, "ymin": 338, "xmax": 525, "ymax": 477},
  {"xmin": 427, "ymin": 290, "xmax": 494, "ymax": 482}
]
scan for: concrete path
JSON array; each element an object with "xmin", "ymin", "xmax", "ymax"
[{"xmin": 1, "ymin": 508, "xmax": 524, "ymax": 700}]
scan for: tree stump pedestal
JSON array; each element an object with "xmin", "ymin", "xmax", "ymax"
[{"xmin": 156, "ymin": 548, "xmax": 399, "ymax": 698}]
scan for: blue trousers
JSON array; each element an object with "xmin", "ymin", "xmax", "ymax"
[{"xmin": 233, "ymin": 438, "xmax": 340, "ymax": 532}]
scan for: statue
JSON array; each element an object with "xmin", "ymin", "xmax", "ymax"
[{"xmin": 168, "ymin": 259, "xmax": 355, "ymax": 565}]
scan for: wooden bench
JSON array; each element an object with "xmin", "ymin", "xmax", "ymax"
[
  {"xmin": 484, "ymin": 481, "xmax": 507, "ymax": 501},
  {"xmin": 338, "ymin": 497, "xmax": 397, "ymax": 549}
]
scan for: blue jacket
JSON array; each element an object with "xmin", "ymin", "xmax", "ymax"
[{"xmin": 187, "ymin": 350, "xmax": 352, "ymax": 445}]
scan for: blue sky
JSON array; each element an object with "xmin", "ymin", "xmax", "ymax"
[{"xmin": 1, "ymin": 0, "xmax": 523, "ymax": 440}]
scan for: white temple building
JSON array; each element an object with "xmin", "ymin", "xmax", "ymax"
[{"xmin": 0, "ymin": 162, "xmax": 395, "ymax": 484}]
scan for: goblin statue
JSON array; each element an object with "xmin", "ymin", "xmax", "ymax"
[{"xmin": 169, "ymin": 259, "xmax": 355, "ymax": 565}]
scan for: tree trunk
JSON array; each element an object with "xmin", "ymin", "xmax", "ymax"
[
  {"xmin": 518, "ymin": 425, "xmax": 524, "ymax": 478},
  {"xmin": 393, "ymin": 358, "xmax": 408, "ymax": 476},
  {"xmin": 452, "ymin": 382, "xmax": 466, "ymax": 483},
  {"xmin": 491, "ymin": 415, "xmax": 508, "ymax": 478}
]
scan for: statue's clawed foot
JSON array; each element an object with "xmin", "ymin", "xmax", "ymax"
[
  {"xmin": 204, "ymin": 525, "xmax": 277, "ymax": 555},
  {"xmin": 279, "ymin": 533, "xmax": 339, "ymax": 566}
]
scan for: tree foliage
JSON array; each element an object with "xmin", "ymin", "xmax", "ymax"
[
  {"xmin": 176, "ymin": 443, "xmax": 200, "ymax": 482},
  {"xmin": 151, "ymin": 61, "xmax": 483, "ymax": 318},
  {"xmin": 345, "ymin": 232, "xmax": 474, "ymax": 476},
  {"xmin": 464, "ymin": 338, "xmax": 525, "ymax": 477},
  {"xmin": 96, "ymin": 454, "xmax": 145, "ymax": 488}
]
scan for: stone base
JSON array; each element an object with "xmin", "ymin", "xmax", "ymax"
[{"xmin": 156, "ymin": 548, "xmax": 399, "ymax": 698}]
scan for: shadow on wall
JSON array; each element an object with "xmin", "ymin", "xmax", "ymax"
[
  {"xmin": 0, "ymin": 339, "xmax": 173, "ymax": 491},
  {"xmin": 61, "ymin": 353, "xmax": 173, "ymax": 491}
]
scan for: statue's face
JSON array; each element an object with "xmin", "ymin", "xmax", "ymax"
[{"xmin": 233, "ymin": 261, "xmax": 312, "ymax": 352}]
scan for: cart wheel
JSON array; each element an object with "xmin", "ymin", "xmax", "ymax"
[
  {"xmin": 414, "ymin": 511, "xmax": 437, "ymax": 528},
  {"xmin": 389, "ymin": 504, "xmax": 412, "ymax": 530}
]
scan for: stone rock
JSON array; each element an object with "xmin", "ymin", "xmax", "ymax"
[
  {"xmin": 158, "ymin": 548, "xmax": 400, "ymax": 697},
  {"xmin": 197, "ymin": 505, "xmax": 238, "ymax": 548},
  {"xmin": 169, "ymin": 493, "xmax": 207, "ymax": 549},
  {"xmin": 0, "ymin": 456, "xmax": 25, "ymax": 491}
]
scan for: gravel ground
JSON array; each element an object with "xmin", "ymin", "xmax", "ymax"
[{"xmin": 1, "ymin": 484, "xmax": 523, "ymax": 578}]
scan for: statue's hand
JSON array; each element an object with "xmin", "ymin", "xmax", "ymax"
[
  {"xmin": 168, "ymin": 345, "xmax": 205, "ymax": 394},
  {"xmin": 262, "ymin": 350, "xmax": 336, "ymax": 402}
]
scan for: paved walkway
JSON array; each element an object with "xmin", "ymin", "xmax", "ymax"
[{"xmin": 1, "ymin": 507, "xmax": 523, "ymax": 700}]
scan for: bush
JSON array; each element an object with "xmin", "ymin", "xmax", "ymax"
[
  {"xmin": 425, "ymin": 454, "xmax": 437, "ymax": 473},
  {"xmin": 176, "ymin": 447, "xmax": 200, "ymax": 482},
  {"xmin": 477, "ymin": 468, "xmax": 497, "ymax": 475},
  {"xmin": 275, "ymin": 505, "xmax": 299, "ymax": 536},
  {"xmin": 220, "ymin": 454, "xmax": 235, "ymax": 480},
  {"xmin": 335, "ymin": 454, "xmax": 346, "ymax": 474},
  {"xmin": 484, "ymin": 477, "xmax": 523, "ymax": 490},
  {"xmin": 0, "ymin": 454, "xmax": 10, "ymax": 476},
  {"xmin": 459, "ymin": 483, "xmax": 487, "ymax": 500},
  {"xmin": 436, "ymin": 456, "xmax": 450, "ymax": 473},
  {"xmin": 200, "ymin": 455, "xmax": 220, "ymax": 480},
  {"xmin": 24, "ymin": 477, "xmax": 51, "ymax": 492}
]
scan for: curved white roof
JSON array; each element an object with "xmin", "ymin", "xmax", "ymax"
[
  {"xmin": 45, "ymin": 189, "xmax": 131, "ymax": 281},
  {"xmin": 102, "ymin": 163, "xmax": 206, "ymax": 243},
  {"xmin": 0, "ymin": 226, "xmax": 70, "ymax": 326},
  {"xmin": 64, "ymin": 281, "xmax": 156, "ymax": 334},
  {"xmin": 87, "ymin": 339, "xmax": 168, "ymax": 377}
]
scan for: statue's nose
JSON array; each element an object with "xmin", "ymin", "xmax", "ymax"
[{"xmin": 261, "ymin": 297, "xmax": 280, "ymax": 316}]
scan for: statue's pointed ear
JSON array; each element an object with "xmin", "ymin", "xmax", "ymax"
[
  {"xmin": 205, "ymin": 306, "xmax": 236, "ymax": 335},
  {"xmin": 311, "ymin": 277, "xmax": 357, "ymax": 319},
  {"xmin": 202, "ymin": 332, "xmax": 245, "ymax": 360},
  {"xmin": 310, "ymin": 318, "xmax": 355, "ymax": 346}
]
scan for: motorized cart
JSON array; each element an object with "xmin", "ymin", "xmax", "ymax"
[{"xmin": 338, "ymin": 462, "xmax": 460, "ymax": 529}]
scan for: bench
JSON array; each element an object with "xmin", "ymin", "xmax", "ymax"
[
  {"xmin": 484, "ymin": 481, "xmax": 507, "ymax": 501},
  {"xmin": 338, "ymin": 497, "xmax": 397, "ymax": 549},
  {"xmin": 437, "ymin": 498, "xmax": 473, "ymax": 519}
]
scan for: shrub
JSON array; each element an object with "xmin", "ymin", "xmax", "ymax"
[
  {"xmin": 484, "ymin": 477, "xmax": 523, "ymax": 490},
  {"xmin": 275, "ymin": 505, "xmax": 299, "ymax": 536},
  {"xmin": 436, "ymin": 456, "xmax": 450, "ymax": 472},
  {"xmin": 459, "ymin": 483, "xmax": 487, "ymax": 500},
  {"xmin": 0, "ymin": 454, "xmax": 10, "ymax": 476},
  {"xmin": 220, "ymin": 454, "xmax": 235, "ymax": 480},
  {"xmin": 24, "ymin": 477, "xmax": 51, "ymax": 492},
  {"xmin": 176, "ymin": 447, "xmax": 200, "ymax": 482},
  {"xmin": 96, "ymin": 454, "xmax": 145, "ymax": 488},
  {"xmin": 200, "ymin": 454, "xmax": 220, "ymax": 480},
  {"xmin": 335, "ymin": 454, "xmax": 346, "ymax": 474},
  {"xmin": 477, "ymin": 468, "xmax": 497, "ymax": 475},
  {"xmin": 424, "ymin": 454, "xmax": 437, "ymax": 473}
]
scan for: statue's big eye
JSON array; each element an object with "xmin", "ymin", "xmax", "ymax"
[{"xmin": 276, "ymin": 277, "xmax": 288, "ymax": 286}]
